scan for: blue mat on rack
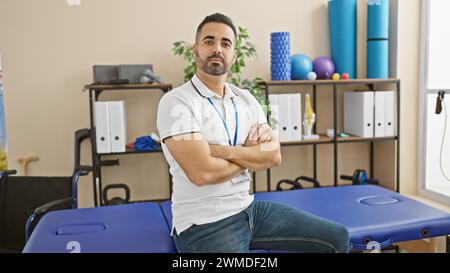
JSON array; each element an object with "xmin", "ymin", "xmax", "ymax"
[
  {"xmin": 328, "ymin": 0, "xmax": 357, "ymax": 79},
  {"xmin": 367, "ymin": 0, "xmax": 390, "ymax": 78}
]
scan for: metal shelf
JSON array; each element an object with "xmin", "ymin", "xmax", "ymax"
[
  {"xmin": 85, "ymin": 83, "xmax": 172, "ymax": 91},
  {"xmin": 263, "ymin": 78, "xmax": 400, "ymax": 86},
  {"xmin": 261, "ymin": 79, "xmax": 401, "ymax": 193},
  {"xmin": 98, "ymin": 147, "xmax": 163, "ymax": 156},
  {"xmin": 280, "ymin": 134, "xmax": 397, "ymax": 146},
  {"xmin": 86, "ymin": 83, "xmax": 172, "ymax": 207}
]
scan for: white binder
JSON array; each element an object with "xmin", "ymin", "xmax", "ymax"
[
  {"xmin": 109, "ymin": 101, "xmax": 127, "ymax": 152},
  {"xmin": 289, "ymin": 93, "xmax": 302, "ymax": 141},
  {"xmin": 277, "ymin": 94, "xmax": 292, "ymax": 142},
  {"xmin": 268, "ymin": 94, "xmax": 280, "ymax": 138},
  {"xmin": 384, "ymin": 91, "xmax": 395, "ymax": 137},
  {"xmin": 344, "ymin": 92, "xmax": 374, "ymax": 138},
  {"xmin": 94, "ymin": 101, "xmax": 111, "ymax": 153},
  {"xmin": 374, "ymin": 92, "xmax": 385, "ymax": 138}
]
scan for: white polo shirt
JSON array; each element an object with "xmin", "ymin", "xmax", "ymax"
[{"xmin": 157, "ymin": 75, "xmax": 267, "ymax": 235}]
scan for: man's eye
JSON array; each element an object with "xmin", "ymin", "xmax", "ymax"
[
  {"xmin": 205, "ymin": 40, "xmax": 213, "ymax": 45},
  {"xmin": 222, "ymin": 43, "xmax": 231, "ymax": 48}
]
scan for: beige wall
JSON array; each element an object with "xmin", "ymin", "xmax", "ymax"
[
  {"xmin": 0, "ymin": 0, "xmax": 421, "ymax": 207},
  {"xmin": 396, "ymin": 0, "xmax": 421, "ymax": 195}
]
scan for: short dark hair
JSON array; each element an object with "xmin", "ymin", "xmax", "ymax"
[{"xmin": 195, "ymin": 13, "xmax": 237, "ymax": 43}]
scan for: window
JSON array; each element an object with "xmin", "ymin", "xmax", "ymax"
[{"xmin": 419, "ymin": 0, "xmax": 450, "ymax": 205}]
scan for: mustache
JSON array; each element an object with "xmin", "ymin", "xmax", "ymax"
[{"xmin": 206, "ymin": 54, "xmax": 224, "ymax": 62}]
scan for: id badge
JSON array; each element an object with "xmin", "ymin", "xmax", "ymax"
[{"xmin": 231, "ymin": 169, "xmax": 251, "ymax": 184}]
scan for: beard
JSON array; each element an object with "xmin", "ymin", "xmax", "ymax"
[{"xmin": 196, "ymin": 53, "xmax": 231, "ymax": 76}]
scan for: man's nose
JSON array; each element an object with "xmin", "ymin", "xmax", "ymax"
[{"xmin": 211, "ymin": 44, "xmax": 223, "ymax": 55}]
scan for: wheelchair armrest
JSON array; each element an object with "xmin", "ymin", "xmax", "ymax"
[
  {"xmin": 26, "ymin": 197, "xmax": 75, "ymax": 242},
  {"xmin": 33, "ymin": 197, "xmax": 74, "ymax": 217}
]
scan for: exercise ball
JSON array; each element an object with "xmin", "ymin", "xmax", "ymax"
[
  {"xmin": 313, "ymin": 56, "xmax": 335, "ymax": 80},
  {"xmin": 291, "ymin": 54, "xmax": 313, "ymax": 80}
]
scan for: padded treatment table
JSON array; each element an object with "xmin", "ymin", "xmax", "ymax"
[
  {"xmin": 23, "ymin": 185, "xmax": 450, "ymax": 253},
  {"xmin": 254, "ymin": 185, "xmax": 450, "ymax": 250},
  {"xmin": 161, "ymin": 185, "xmax": 450, "ymax": 251},
  {"xmin": 22, "ymin": 202, "xmax": 177, "ymax": 253}
]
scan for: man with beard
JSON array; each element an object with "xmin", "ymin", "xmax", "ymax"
[{"xmin": 157, "ymin": 13, "xmax": 349, "ymax": 253}]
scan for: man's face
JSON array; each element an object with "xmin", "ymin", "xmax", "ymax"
[{"xmin": 193, "ymin": 22, "xmax": 237, "ymax": 76}]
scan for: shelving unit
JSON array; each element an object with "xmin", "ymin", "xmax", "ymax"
[
  {"xmin": 260, "ymin": 78, "xmax": 401, "ymax": 193},
  {"xmin": 82, "ymin": 79, "xmax": 401, "ymax": 205},
  {"xmin": 83, "ymin": 83, "xmax": 172, "ymax": 207}
]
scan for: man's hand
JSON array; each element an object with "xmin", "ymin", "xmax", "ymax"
[
  {"xmin": 208, "ymin": 124, "xmax": 281, "ymax": 172},
  {"xmin": 244, "ymin": 124, "xmax": 272, "ymax": 147}
]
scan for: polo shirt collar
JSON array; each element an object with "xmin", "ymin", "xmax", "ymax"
[{"xmin": 191, "ymin": 74, "xmax": 238, "ymax": 99}]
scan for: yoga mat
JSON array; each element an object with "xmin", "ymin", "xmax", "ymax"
[
  {"xmin": 367, "ymin": 40, "xmax": 389, "ymax": 78},
  {"xmin": 367, "ymin": 0, "xmax": 389, "ymax": 78},
  {"xmin": 328, "ymin": 0, "xmax": 357, "ymax": 79}
]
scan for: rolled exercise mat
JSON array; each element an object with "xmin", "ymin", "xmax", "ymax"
[
  {"xmin": 367, "ymin": 0, "xmax": 389, "ymax": 78},
  {"xmin": 328, "ymin": 0, "xmax": 357, "ymax": 79},
  {"xmin": 367, "ymin": 39, "xmax": 388, "ymax": 79},
  {"xmin": 271, "ymin": 32, "xmax": 291, "ymax": 81}
]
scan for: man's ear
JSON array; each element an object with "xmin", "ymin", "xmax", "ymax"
[
  {"xmin": 232, "ymin": 49, "xmax": 237, "ymax": 64},
  {"xmin": 192, "ymin": 44, "xmax": 198, "ymax": 58}
]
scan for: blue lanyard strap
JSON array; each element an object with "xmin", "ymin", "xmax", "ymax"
[{"xmin": 207, "ymin": 97, "xmax": 238, "ymax": 146}]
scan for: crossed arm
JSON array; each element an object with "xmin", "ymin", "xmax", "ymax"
[
  {"xmin": 164, "ymin": 124, "xmax": 281, "ymax": 187},
  {"xmin": 208, "ymin": 124, "xmax": 281, "ymax": 172}
]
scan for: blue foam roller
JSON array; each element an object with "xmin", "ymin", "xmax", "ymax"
[
  {"xmin": 367, "ymin": 40, "xmax": 388, "ymax": 78},
  {"xmin": 270, "ymin": 32, "xmax": 291, "ymax": 81},
  {"xmin": 328, "ymin": 0, "xmax": 357, "ymax": 79},
  {"xmin": 367, "ymin": 0, "xmax": 389, "ymax": 39}
]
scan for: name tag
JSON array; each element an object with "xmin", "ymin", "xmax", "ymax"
[{"xmin": 231, "ymin": 170, "xmax": 251, "ymax": 184}]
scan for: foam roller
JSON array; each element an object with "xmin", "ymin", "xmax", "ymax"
[{"xmin": 271, "ymin": 32, "xmax": 291, "ymax": 81}]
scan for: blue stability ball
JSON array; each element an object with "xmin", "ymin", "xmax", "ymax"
[{"xmin": 291, "ymin": 54, "xmax": 313, "ymax": 80}]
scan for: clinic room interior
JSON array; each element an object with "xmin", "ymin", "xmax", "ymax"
[{"xmin": 1, "ymin": 0, "xmax": 450, "ymax": 254}]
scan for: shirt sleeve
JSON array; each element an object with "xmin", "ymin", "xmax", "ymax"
[
  {"xmin": 157, "ymin": 93, "xmax": 201, "ymax": 142},
  {"xmin": 246, "ymin": 91, "xmax": 268, "ymax": 125}
]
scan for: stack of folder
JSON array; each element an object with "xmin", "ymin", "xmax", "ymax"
[
  {"xmin": 94, "ymin": 101, "xmax": 127, "ymax": 153},
  {"xmin": 269, "ymin": 94, "xmax": 302, "ymax": 142},
  {"xmin": 344, "ymin": 91, "xmax": 395, "ymax": 138}
]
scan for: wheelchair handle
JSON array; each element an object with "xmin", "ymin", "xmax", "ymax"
[
  {"xmin": 6, "ymin": 170, "xmax": 17, "ymax": 175},
  {"xmin": 74, "ymin": 128, "xmax": 93, "ymax": 174}
]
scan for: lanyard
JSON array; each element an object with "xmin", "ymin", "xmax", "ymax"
[
  {"xmin": 207, "ymin": 97, "xmax": 238, "ymax": 146},
  {"xmin": 190, "ymin": 80, "xmax": 239, "ymax": 146}
]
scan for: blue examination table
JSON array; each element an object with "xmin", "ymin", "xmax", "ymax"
[
  {"xmin": 22, "ymin": 202, "xmax": 177, "ymax": 253},
  {"xmin": 23, "ymin": 185, "xmax": 450, "ymax": 253}
]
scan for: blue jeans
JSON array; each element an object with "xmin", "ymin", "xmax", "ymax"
[{"xmin": 173, "ymin": 200, "xmax": 350, "ymax": 253}]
